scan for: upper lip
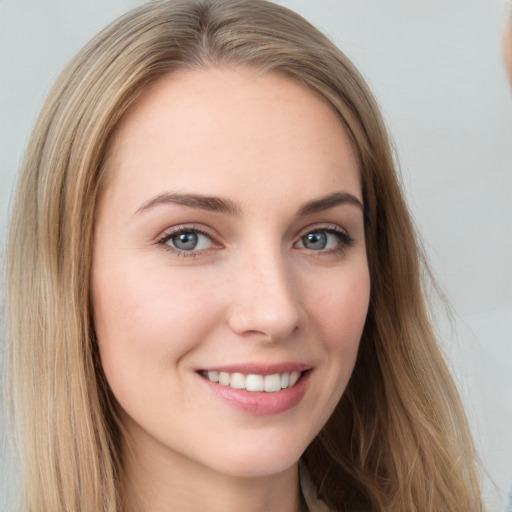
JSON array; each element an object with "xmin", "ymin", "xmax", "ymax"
[{"xmin": 197, "ymin": 362, "xmax": 312, "ymax": 376}]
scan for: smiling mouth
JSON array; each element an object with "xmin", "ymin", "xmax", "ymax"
[{"xmin": 200, "ymin": 370, "xmax": 306, "ymax": 392}]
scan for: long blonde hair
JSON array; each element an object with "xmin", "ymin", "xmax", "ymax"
[{"xmin": 4, "ymin": 1, "xmax": 483, "ymax": 510}]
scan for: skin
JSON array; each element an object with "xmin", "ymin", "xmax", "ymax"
[
  {"xmin": 92, "ymin": 67, "xmax": 370, "ymax": 512},
  {"xmin": 504, "ymin": 16, "xmax": 512, "ymax": 84}
]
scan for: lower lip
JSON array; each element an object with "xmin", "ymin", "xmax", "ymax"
[{"xmin": 200, "ymin": 371, "xmax": 311, "ymax": 416}]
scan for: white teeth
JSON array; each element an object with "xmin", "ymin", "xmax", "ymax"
[
  {"xmin": 264, "ymin": 374, "xmax": 281, "ymax": 392},
  {"xmin": 289, "ymin": 371, "xmax": 299, "ymax": 387},
  {"xmin": 207, "ymin": 371, "xmax": 219, "ymax": 383},
  {"xmin": 219, "ymin": 371, "xmax": 230, "ymax": 386},
  {"xmin": 230, "ymin": 372, "xmax": 245, "ymax": 389},
  {"xmin": 204, "ymin": 370, "xmax": 303, "ymax": 392},
  {"xmin": 246, "ymin": 374, "xmax": 264, "ymax": 392}
]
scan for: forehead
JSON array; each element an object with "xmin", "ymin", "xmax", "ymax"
[{"xmin": 103, "ymin": 67, "xmax": 361, "ymax": 208}]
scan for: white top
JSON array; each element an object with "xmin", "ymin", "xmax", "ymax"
[{"xmin": 300, "ymin": 461, "xmax": 331, "ymax": 512}]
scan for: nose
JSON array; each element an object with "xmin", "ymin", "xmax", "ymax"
[{"xmin": 227, "ymin": 249, "xmax": 302, "ymax": 342}]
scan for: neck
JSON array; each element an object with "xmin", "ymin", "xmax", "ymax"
[{"xmin": 120, "ymin": 432, "xmax": 303, "ymax": 512}]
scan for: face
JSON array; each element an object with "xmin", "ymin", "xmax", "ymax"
[
  {"xmin": 92, "ymin": 68, "xmax": 370, "ymax": 479},
  {"xmin": 504, "ymin": 17, "xmax": 512, "ymax": 84}
]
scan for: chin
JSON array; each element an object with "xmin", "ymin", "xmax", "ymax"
[{"xmin": 202, "ymin": 438, "xmax": 307, "ymax": 478}]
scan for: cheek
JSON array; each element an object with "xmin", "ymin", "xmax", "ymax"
[
  {"xmin": 309, "ymin": 263, "xmax": 370, "ymax": 347},
  {"xmin": 297, "ymin": 262, "xmax": 370, "ymax": 429},
  {"xmin": 91, "ymin": 263, "xmax": 222, "ymax": 392},
  {"xmin": 304, "ymin": 261, "xmax": 370, "ymax": 406}
]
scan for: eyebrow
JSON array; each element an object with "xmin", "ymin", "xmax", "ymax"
[
  {"xmin": 135, "ymin": 192, "xmax": 241, "ymax": 216},
  {"xmin": 298, "ymin": 192, "xmax": 364, "ymax": 215},
  {"xmin": 135, "ymin": 191, "xmax": 363, "ymax": 216}
]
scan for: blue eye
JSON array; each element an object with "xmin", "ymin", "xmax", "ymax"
[
  {"xmin": 301, "ymin": 232, "xmax": 329, "ymax": 250},
  {"xmin": 296, "ymin": 228, "xmax": 353, "ymax": 252},
  {"xmin": 161, "ymin": 229, "xmax": 213, "ymax": 252}
]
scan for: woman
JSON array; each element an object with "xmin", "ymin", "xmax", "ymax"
[
  {"xmin": 504, "ymin": 4, "xmax": 512, "ymax": 84},
  {"xmin": 4, "ymin": 0, "xmax": 484, "ymax": 510}
]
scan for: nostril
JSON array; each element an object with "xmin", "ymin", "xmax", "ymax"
[
  {"xmin": 225, "ymin": 256, "xmax": 303, "ymax": 340},
  {"xmin": 226, "ymin": 295, "xmax": 301, "ymax": 340}
]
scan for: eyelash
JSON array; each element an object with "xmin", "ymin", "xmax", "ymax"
[
  {"xmin": 295, "ymin": 224, "xmax": 355, "ymax": 256},
  {"xmin": 156, "ymin": 224, "xmax": 355, "ymax": 258},
  {"xmin": 157, "ymin": 225, "xmax": 218, "ymax": 258}
]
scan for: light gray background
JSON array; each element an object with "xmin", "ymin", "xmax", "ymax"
[{"xmin": 1, "ymin": 1, "xmax": 511, "ymax": 510}]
